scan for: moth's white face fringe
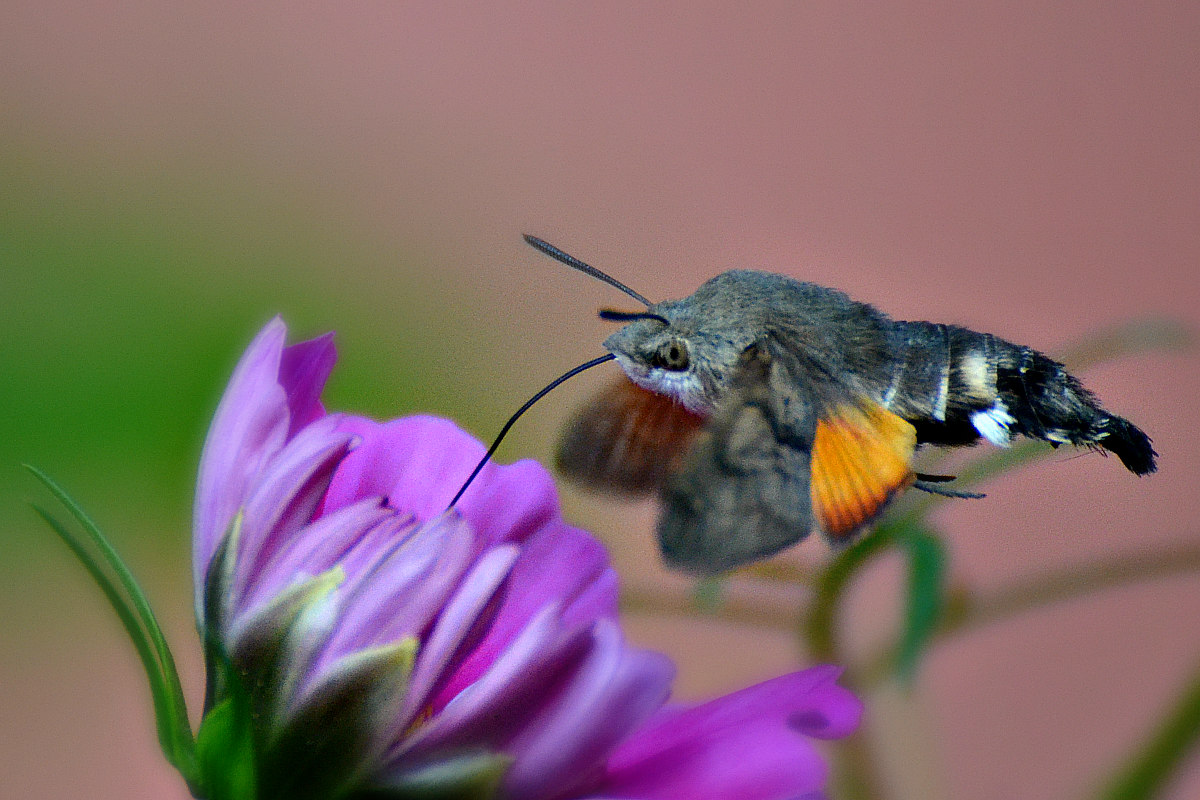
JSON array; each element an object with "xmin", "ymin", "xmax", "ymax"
[{"xmin": 614, "ymin": 353, "xmax": 709, "ymax": 414}]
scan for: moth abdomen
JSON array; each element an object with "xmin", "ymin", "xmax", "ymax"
[
  {"xmin": 886, "ymin": 322, "xmax": 1157, "ymax": 475},
  {"xmin": 992, "ymin": 343, "xmax": 1157, "ymax": 475},
  {"xmin": 1094, "ymin": 414, "xmax": 1157, "ymax": 476},
  {"xmin": 880, "ymin": 322, "xmax": 997, "ymax": 430}
]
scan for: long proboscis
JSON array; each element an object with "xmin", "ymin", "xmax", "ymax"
[
  {"xmin": 450, "ymin": 237, "xmax": 649, "ymax": 507},
  {"xmin": 523, "ymin": 234, "xmax": 654, "ymax": 307},
  {"xmin": 447, "ymin": 353, "xmax": 617, "ymax": 509}
]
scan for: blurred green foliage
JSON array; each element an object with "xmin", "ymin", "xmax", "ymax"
[{"xmin": 0, "ymin": 142, "xmax": 455, "ymax": 601}]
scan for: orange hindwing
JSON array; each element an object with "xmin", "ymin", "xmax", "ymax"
[{"xmin": 810, "ymin": 401, "xmax": 917, "ymax": 541}]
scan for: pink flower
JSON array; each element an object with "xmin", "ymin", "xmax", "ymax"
[{"xmin": 192, "ymin": 318, "xmax": 862, "ymax": 800}]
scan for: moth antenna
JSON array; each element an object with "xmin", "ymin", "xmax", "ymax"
[
  {"xmin": 523, "ymin": 234, "xmax": 654, "ymax": 307},
  {"xmin": 599, "ymin": 309, "xmax": 671, "ymax": 325},
  {"xmin": 448, "ymin": 353, "xmax": 617, "ymax": 509}
]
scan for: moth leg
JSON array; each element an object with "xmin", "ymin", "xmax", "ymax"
[{"xmin": 912, "ymin": 478, "xmax": 985, "ymax": 499}]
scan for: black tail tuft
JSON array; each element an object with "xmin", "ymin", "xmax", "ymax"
[
  {"xmin": 987, "ymin": 341, "xmax": 1157, "ymax": 476},
  {"xmin": 1100, "ymin": 415, "xmax": 1157, "ymax": 475}
]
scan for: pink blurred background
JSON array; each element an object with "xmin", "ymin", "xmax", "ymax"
[{"xmin": 3, "ymin": 3, "xmax": 1197, "ymax": 798}]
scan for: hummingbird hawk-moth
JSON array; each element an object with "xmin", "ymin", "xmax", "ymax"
[{"xmin": 463, "ymin": 236, "xmax": 1157, "ymax": 576}]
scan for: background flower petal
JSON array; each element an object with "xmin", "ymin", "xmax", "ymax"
[
  {"xmin": 596, "ymin": 667, "xmax": 862, "ymax": 800},
  {"xmin": 597, "ymin": 720, "xmax": 830, "ymax": 800}
]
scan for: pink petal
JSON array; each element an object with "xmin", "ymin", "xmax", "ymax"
[
  {"xmin": 278, "ymin": 332, "xmax": 336, "ymax": 438},
  {"xmin": 451, "ymin": 457, "xmax": 560, "ymax": 547},
  {"xmin": 228, "ymin": 416, "xmax": 356, "ymax": 614},
  {"xmin": 323, "ymin": 416, "xmax": 561, "ymax": 546},
  {"xmin": 235, "ymin": 497, "xmax": 393, "ymax": 615},
  {"xmin": 499, "ymin": 621, "xmax": 674, "ymax": 800},
  {"xmin": 430, "ymin": 522, "xmax": 617, "ymax": 709},
  {"xmin": 192, "ymin": 319, "xmax": 338, "ymax": 607},
  {"xmin": 396, "ymin": 544, "xmax": 521, "ymax": 727},
  {"xmin": 387, "ymin": 605, "xmax": 592, "ymax": 768},
  {"xmin": 193, "ymin": 318, "xmax": 290, "ymax": 596},
  {"xmin": 323, "ymin": 416, "xmax": 482, "ymax": 519},
  {"xmin": 596, "ymin": 667, "xmax": 862, "ymax": 800},
  {"xmin": 314, "ymin": 513, "xmax": 477, "ymax": 673}
]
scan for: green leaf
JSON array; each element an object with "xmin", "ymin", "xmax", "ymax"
[
  {"xmin": 196, "ymin": 693, "xmax": 258, "ymax": 800},
  {"xmin": 25, "ymin": 465, "xmax": 195, "ymax": 775},
  {"xmin": 1098, "ymin": 662, "xmax": 1200, "ymax": 800},
  {"xmin": 32, "ymin": 506, "xmax": 177, "ymax": 762},
  {"xmin": 895, "ymin": 528, "xmax": 947, "ymax": 683}
]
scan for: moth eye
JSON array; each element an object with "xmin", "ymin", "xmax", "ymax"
[{"xmin": 652, "ymin": 340, "xmax": 690, "ymax": 371}]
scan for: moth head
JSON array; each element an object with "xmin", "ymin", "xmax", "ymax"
[
  {"xmin": 600, "ymin": 306, "xmax": 721, "ymax": 413},
  {"xmin": 519, "ymin": 237, "xmax": 775, "ymax": 413},
  {"xmin": 599, "ymin": 273, "xmax": 785, "ymax": 413}
]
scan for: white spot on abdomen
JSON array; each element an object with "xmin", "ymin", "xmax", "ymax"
[
  {"xmin": 971, "ymin": 402, "xmax": 1016, "ymax": 446},
  {"xmin": 960, "ymin": 351, "xmax": 992, "ymax": 396}
]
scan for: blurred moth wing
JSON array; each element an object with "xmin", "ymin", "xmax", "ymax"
[
  {"xmin": 661, "ymin": 341, "xmax": 919, "ymax": 572},
  {"xmin": 560, "ymin": 340, "xmax": 919, "ymax": 574},
  {"xmin": 557, "ymin": 377, "xmax": 706, "ymax": 494},
  {"xmin": 656, "ymin": 343, "xmax": 816, "ymax": 573}
]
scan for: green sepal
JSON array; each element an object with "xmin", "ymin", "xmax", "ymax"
[
  {"xmin": 220, "ymin": 566, "xmax": 344, "ymax": 732},
  {"xmin": 202, "ymin": 512, "xmax": 244, "ymax": 651},
  {"xmin": 361, "ymin": 751, "xmax": 513, "ymax": 800},
  {"xmin": 895, "ymin": 527, "xmax": 947, "ymax": 683},
  {"xmin": 201, "ymin": 514, "xmax": 243, "ymax": 717},
  {"xmin": 257, "ymin": 639, "xmax": 418, "ymax": 800},
  {"xmin": 195, "ymin": 684, "xmax": 257, "ymax": 800}
]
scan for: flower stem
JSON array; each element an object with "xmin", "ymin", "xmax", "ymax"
[
  {"xmin": 803, "ymin": 522, "xmax": 900, "ymax": 662},
  {"xmin": 803, "ymin": 523, "xmax": 910, "ymax": 800},
  {"xmin": 1097, "ymin": 661, "xmax": 1200, "ymax": 800},
  {"xmin": 831, "ymin": 729, "xmax": 891, "ymax": 800},
  {"xmin": 858, "ymin": 539, "xmax": 1200, "ymax": 687},
  {"xmin": 619, "ymin": 584, "xmax": 800, "ymax": 631}
]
